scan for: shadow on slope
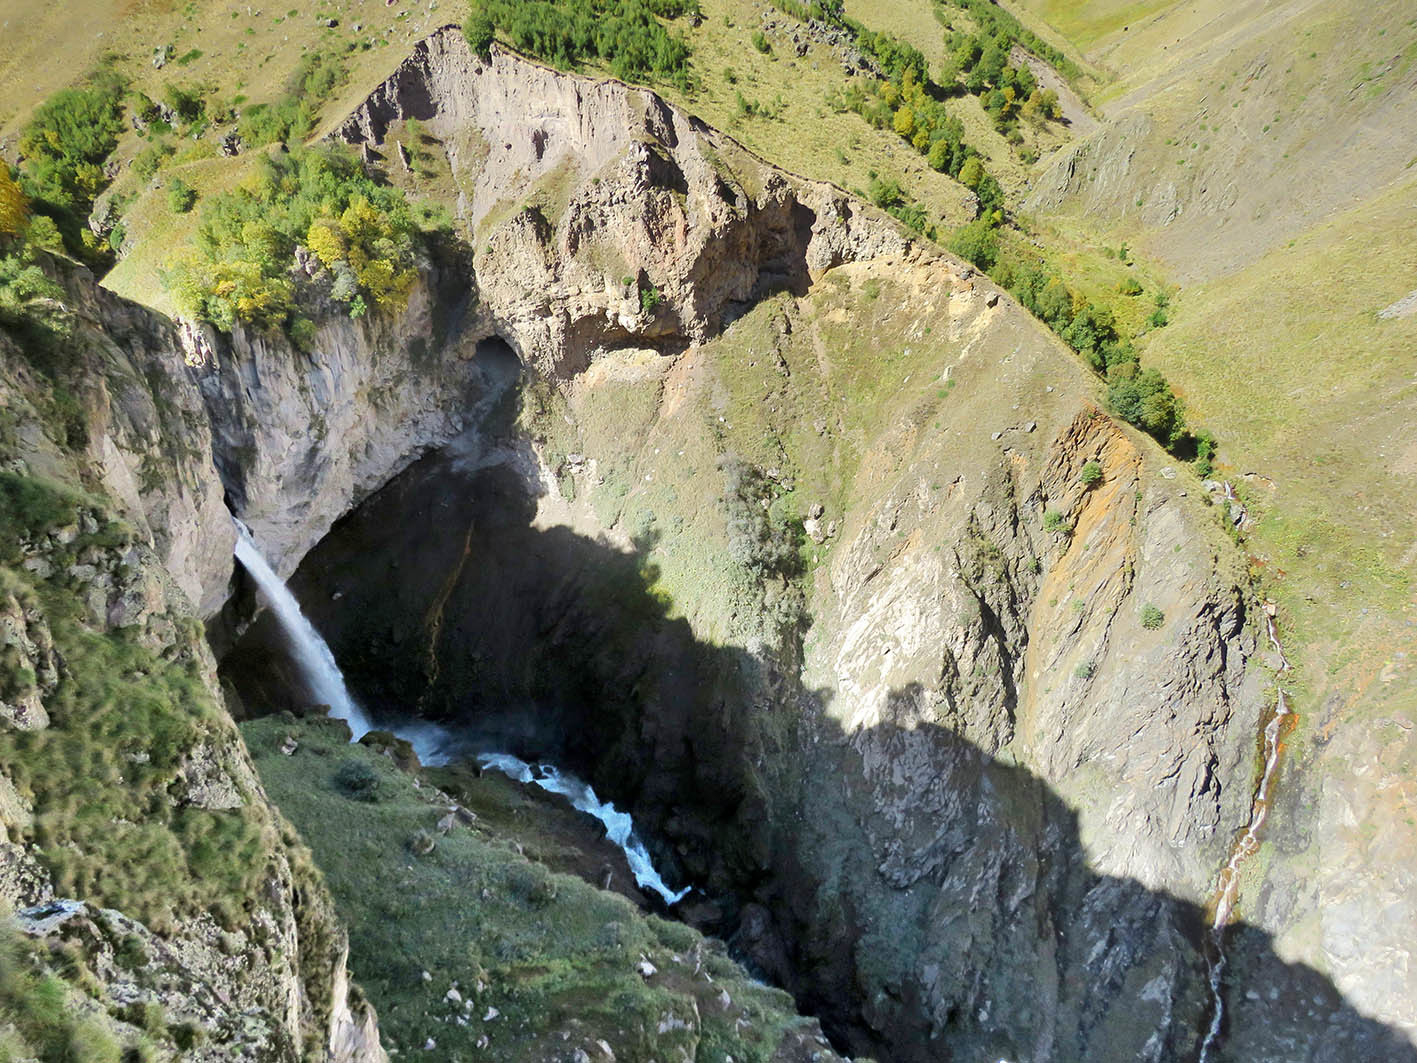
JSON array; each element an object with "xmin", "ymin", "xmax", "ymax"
[{"xmin": 221, "ymin": 441, "xmax": 1416, "ymax": 1063}]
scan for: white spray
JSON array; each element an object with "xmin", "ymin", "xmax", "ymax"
[
  {"xmin": 231, "ymin": 524, "xmax": 688, "ymax": 906},
  {"xmin": 479, "ymin": 753, "xmax": 691, "ymax": 906},
  {"xmin": 233, "ymin": 525, "xmax": 374, "ymax": 741}
]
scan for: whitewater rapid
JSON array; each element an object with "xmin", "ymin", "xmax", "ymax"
[{"xmin": 232, "ymin": 526, "xmax": 689, "ymax": 907}]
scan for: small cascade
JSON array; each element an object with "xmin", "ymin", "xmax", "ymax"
[
  {"xmin": 1198, "ymin": 594, "xmax": 1293, "ymax": 1063},
  {"xmin": 479, "ymin": 753, "xmax": 691, "ymax": 906},
  {"xmin": 231, "ymin": 524, "xmax": 689, "ymax": 908},
  {"xmin": 233, "ymin": 525, "xmax": 374, "ymax": 741}
]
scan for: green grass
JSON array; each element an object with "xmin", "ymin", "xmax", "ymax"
[
  {"xmin": 0, "ymin": 476, "xmax": 273, "ymax": 934},
  {"xmin": 243, "ymin": 714, "xmax": 824, "ymax": 1061}
]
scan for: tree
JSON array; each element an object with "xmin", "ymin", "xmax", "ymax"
[
  {"xmin": 166, "ymin": 178, "xmax": 197, "ymax": 214},
  {"xmin": 893, "ymin": 106, "xmax": 916, "ymax": 139},
  {"xmin": 958, "ymin": 156, "xmax": 984, "ymax": 189},
  {"xmin": 948, "ymin": 218, "xmax": 998, "ymax": 271},
  {"xmin": 0, "ymin": 169, "xmax": 27, "ymax": 238},
  {"xmin": 463, "ymin": 8, "xmax": 496, "ymax": 58}
]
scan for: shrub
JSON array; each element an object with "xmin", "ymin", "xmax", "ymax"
[
  {"xmin": 1080, "ymin": 460, "xmax": 1103, "ymax": 487},
  {"xmin": 0, "ymin": 168, "xmax": 26, "ymax": 237},
  {"xmin": 1193, "ymin": 430, "xmax": 1217, "ymax": 478},
  {"xmin": 948, "ymin": 218, "xmax": 998, "ymax": 270},
  {"xmin": 1074, "ymin": 661, "xmax": 1095, "ymax": 679},
  {"xmin": 1117, "ymin": 276, "xmax": 1143, "ymax": 296},
  {"xmin": 132, "ymin": 140, "xmax": 175, "ymax": 181},
  {"xmin": 1140, "ymin": 603, "xmax": 1164, "ymax": 629},
  {"xmin": 752, "ymin": 30, "xmax": 772, "ymax": 54},
  {"xmin": 640, "ymin": 285, "xmax": 661, "ymax": 315},
  {"xmin": 463, "ymin": 10, "xmax": 496, "ymax": 57},
  {"xmin": 166, "ymin": 177, "xmax": 197, "ymax": 213},
  {"xmin": 333, "ymin": 760, "xmax": 381, "ymax": 801},
  {"xmin": 1042, "ymin": 509, "xmax": 1069, "ymax": 534}
]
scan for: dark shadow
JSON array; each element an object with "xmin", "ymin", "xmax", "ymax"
[{"xmin": 221, "ymin": 441, "xmax": 1416, "ymax": 1063}]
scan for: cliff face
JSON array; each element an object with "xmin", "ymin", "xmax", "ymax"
[
  {"xmin": 4, "ymin": 30, "xmax": 1412, "ymax": 1063},
  {"xmin": 0, "ymin": 263, "xmax": 383, "ymax": 1061}
]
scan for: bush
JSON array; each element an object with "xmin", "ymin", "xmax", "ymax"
[
  {"xmin": 464, "ymin": 10, "xmax": 496, "ymax": 57},
  {"xmin": 1074, "ymin": 661, "xmax": 1095, "ymax": 679},
  {"xmin": 1080, "ymin": 460, "xmax": 1102, "ymax": 487},
  {"xmin": 948, "ymin": 218, "xmax": 998, "ymax": 270},
  {"xmin": 166, "ymin": 177, "xmax": 197, "ymax": 213},
  {"xmin": 333, "ymin": 760, "xmax": 381, "ymax": 801},
  {"xmin": 1107, "ymin": 367, "xmax": 1185, "ymax": 447},
  {"xmin": 1140, "ymin": 603, "xmax": 1164, "ymax": 630},
  {"xmin": 639, "ymin": 285, "xmax": 661, "ymax": 315},
  {"xmin": 1042, "ymin": 509, "xmax": 1069, "ymax": 534},
  {"xmin": 0, "ymin": 168, "xmax": 26, "ymax": 237},
  {"xmin": 132, "ymin": 140, "xmax": 175, "ymax": 181},
  {"xmin": 752, "ymin": 30, "xmax": 772, "ymax": 54}
]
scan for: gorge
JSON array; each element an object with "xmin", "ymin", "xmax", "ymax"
[{"xmin": 1, "ymin": 8, "xmax": 1415, "ymax": 1063}]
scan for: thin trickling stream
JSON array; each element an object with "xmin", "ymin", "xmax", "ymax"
[{"xmin": 1198, "ymin": 484, "xmax": 1293, "ymax": 1063}]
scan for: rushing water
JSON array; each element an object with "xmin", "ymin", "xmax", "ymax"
[
  {"xmin": 233, "ymin": 524, "xmax": 374, "ymax": 740},
  {"xmin": 232, "ymin": 525, "xmax": 689, "ymax": 907},
  {"xmin": 477, "ymin": 753, "xmax": 691, "ymax": 906}
]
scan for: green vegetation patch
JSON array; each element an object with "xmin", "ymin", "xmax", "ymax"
[
  {"xmin": 243, "ymin": 714, "xmax": 822, "ymax": 1061},
  {"xmin": 465, "ymin": 0, "xmax": 698, "ymax": 89},
  {"xmin": 14, "ymin": 67, "xmax": 126, "ymax": 262},
  {"xmin": 0, "ymin": 484, "xmax": 272, "ymax": 933},
  {"xmin": 164, "ymin": 145, "xmax": 419, "ymax": 333}
]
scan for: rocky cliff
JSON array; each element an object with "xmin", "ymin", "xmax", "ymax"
[
  {"xmin": 0, "ymin": 261, "xmax": 383, "ymax": 1060},
  {"xmin": 3, "ymin": 27, "xmax": 1413, "ymax": 1063}
]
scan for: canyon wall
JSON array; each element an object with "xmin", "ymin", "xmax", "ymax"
[{"xmin": 3, "ymin": 31, "xmax": 1413, "ymax": 1063}]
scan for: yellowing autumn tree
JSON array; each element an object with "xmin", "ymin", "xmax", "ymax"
[{"xmin": 0, "ymin": 169, "xmax": 28, "ymax": 238}]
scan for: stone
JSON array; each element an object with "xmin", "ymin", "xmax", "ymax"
[{"xmin": 636, "ymin": 959, "xmax": 657, "ymax": 979}]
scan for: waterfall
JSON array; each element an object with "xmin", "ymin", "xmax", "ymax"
[
  {"xmin": 479, "ymin": 753, "xmax": 691, "ymax": 906},
  {"xmin": 231, "ymin": 525, "xmax": 689, "ymax": 907},
  {"xmin": 233, "ymin": 526, "xmax": 373, "ymax": 741}
]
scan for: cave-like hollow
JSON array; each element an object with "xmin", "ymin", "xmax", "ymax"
[{"xmin": 216, "ymin": 340, "xmax": 881, "ymax": 1053}]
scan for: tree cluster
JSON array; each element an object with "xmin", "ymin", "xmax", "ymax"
[
  {"xmin": 15, "ymin": 71, "xmax": 126, "ymax": 261},
  {"xmin": 992, "ymin": 259, "xmax": 1186, "ymax": 446},
  {"xmin": 164, "ymin": 146, "xmax": 420, "ymax": 337},
  {"xmin": 464, "ymin": 0, "xmax": 698, "ymax": 88}
]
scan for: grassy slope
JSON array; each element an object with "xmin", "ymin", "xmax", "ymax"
[
  {"xmin": 243, "ymin": 714, "xmax": 826, "ymax": 1063},
  {"xmin": 3, "ymin": 0, "xmax": 986, "ymax": 316},
  {"xmin": 1014, "ymin": 0, "xmax": 1417, "ymax": 957}
]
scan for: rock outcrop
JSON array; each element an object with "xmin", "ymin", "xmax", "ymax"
[
  {"xmin": 0, "ymin": 266, "xmax": 385, "ymax": 1062},
  {"xmin": 5, "ymin": 27, "xmax": 1413, "ymax": 1063}
]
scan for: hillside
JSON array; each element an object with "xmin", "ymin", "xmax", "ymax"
[
  {"xmin": 0, "ymin": 2, "xmax": 1414, "ymax": 1062},
  {"xmin": 1008, "ymin": 0, "xmax": 1417, "ymax": 1038}
]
